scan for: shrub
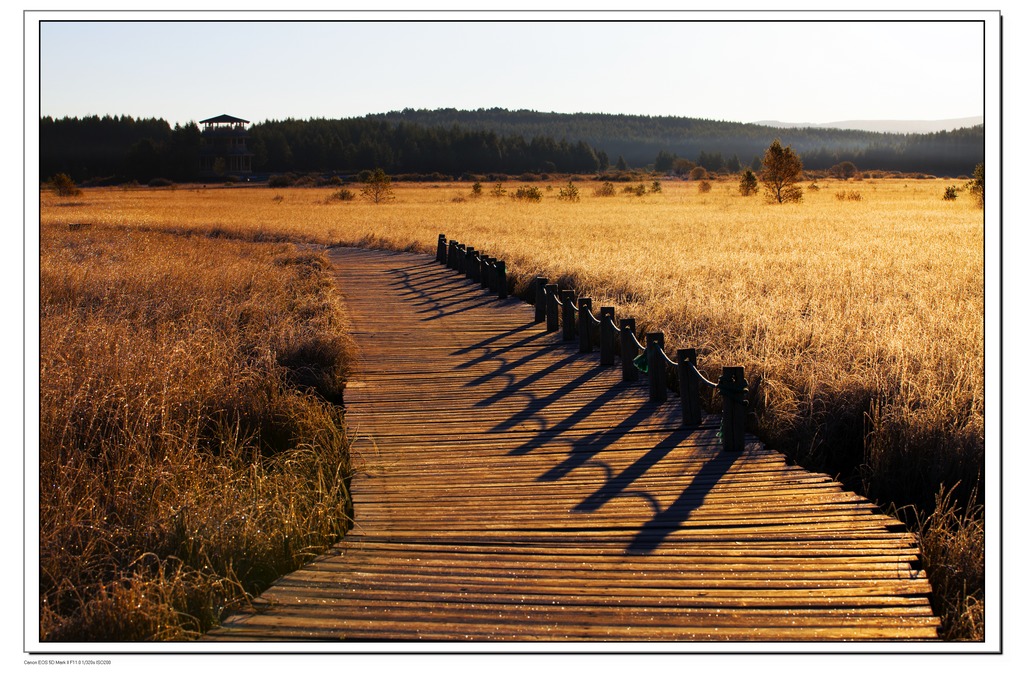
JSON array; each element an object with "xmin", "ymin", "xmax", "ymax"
[
  {"xmin": 268, "ymin": 174, "xmax": 293, "ymax": 188},
  {"xmin": 943, "ymin": 186, "xmax": 959, "ymax": 201},
  {"xmin": 689, "ymin": 166, "xmax": 709, "ymax": 181},
  {"xmin": 651, "ymin": 180, "xmax": 662, "ymax": 194},
  {"xmin": 471, "ymin": 182, "xmax": 483, "ymax": 198},
  {"xmin": 835, "ymin": 190, "xmax": 863, "ymax": 201},
  {"xmin": 147, "ymin": 178, "xmax": 173, "ymax": 188},
  {"xmin": 491, "ymin": 182, "xmax": 507, "ymax": 198},
  {"xmin": 332, "ymin": 188, "xmax": 355, "ymax": 201},
  {"xmin": 673, "ymin": 158, "xmax": 697, "ymax": 175},
  {"xmin": 511, "ymin": 185, "xmax": 543, "ymax": 202},
  {"xmin": 292, "ymin": 174, "xmax": 319, "ymax": 188},
  {"xmin": 828, "ymin": 161, "xmax": 859, "ymax": 180},
  {"xmin": 593, "ymin": 181, "xmax": 616, "ymax": 197},
  {"xmin": 738, "ymin": 169, "xmax": 759, "ymax": 196},
  {"xmin": 698, "ymin": 180, "xmax": 711, "ymax": 193},
  {"xmin": 558, "ymin": 181, "xmax": 581, "ymax": 203},
  {"xmin": 49, "ymin": 173, "xmax": 82, "ymax": 197}
]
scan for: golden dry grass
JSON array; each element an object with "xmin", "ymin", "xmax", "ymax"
[
  {"xmin": 38, "ymin": 222, "xmax": 354, "ymax": 640},
  {"xmin": 40, "ymin": 176, "xmax": 985, "ymax": 639}
]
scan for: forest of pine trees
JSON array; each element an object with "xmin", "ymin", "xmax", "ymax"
[{"xmin": 39, "ymin": 109, "xmax": 983, "ymax": 184}]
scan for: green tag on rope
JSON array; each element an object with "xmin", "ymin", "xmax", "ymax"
[{"xmin": 633, "ymin": 351, "xmax": 648, "ymax": 374}]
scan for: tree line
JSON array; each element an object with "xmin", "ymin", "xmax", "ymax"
[
  {"xmin": 373, "ymin": 108, "xmax": 984, "ymax": 177},
  {"xmin": 39, "ymin": 110, "xmax": 984, "ymax": 184}
]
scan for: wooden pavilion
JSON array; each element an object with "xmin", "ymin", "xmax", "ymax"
[{"xmin": 198, "ymin": 114, "xmax": 254, "ymax": 177}]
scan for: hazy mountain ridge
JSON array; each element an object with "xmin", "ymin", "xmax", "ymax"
[{"xmin": 755, "ymin": 117, "xmax": 984, "ymax": 134}]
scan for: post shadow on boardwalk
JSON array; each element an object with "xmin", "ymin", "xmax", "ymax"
[
  {"xmin": 624, "ymin": 448, "xmax": 742, "ymax": 554},
  {"xmin": 389, "ymin": 260, "xmax": 514, "ymax": 321}
]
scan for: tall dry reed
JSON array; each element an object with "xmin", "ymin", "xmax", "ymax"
[{"xmin": 38, "ymin": 222, "xmax": 354, "ymax": 640}]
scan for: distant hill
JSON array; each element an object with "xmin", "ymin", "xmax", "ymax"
[
  {"xmin": 755, "ymin": 117, "xmax": 984, "ymax": 134},
  {"xmin": 370, "ymin": 108, "xmax": 983, "ymax": 175}
]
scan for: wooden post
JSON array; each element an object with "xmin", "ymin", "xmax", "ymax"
[
  {"xmin": 465, "ymin": 247, "xmax": 476, "ymax": 280},
  {"xmin": 719, "ymin": 366, "xmax": 748, "ymax": 451},
  {"xmin": 545, "ymin": 284, "xmax": 559, "ymax": 333},
  {"xmin": 534, "ymin": 277, "xmax": 548, "ymax": 323},
  {"xmin": 486, "ymin": 257, "xmax": 497, "ymax": 293},
  {"xmin": 447, "ymin": 240, "xmax": 458, "ymax": 269},
  {"xmin": 578, "ymin": 298, "xmax": 593, "ymax": 353},
  {"xmin": 599, "ymin": 307, "xmax": 616, "ymax": 365},
  {"xmin": 497, "ymin": 261, "xmax": 508, "ymax": 299},
  {"xmin": 456, "ymin": 243, "xmax": 466, "ymax": 273},
  {"xmin": 436, "ymin": 234, "xmax": 447, "ymax": 263},
  {"xmin": 560, "ymin": 290, "xmax": 576, "ymax": 341},
  {"xmin": 620, "ymin": 318, "xmax": 638, "ymax": 381},
  {"xmin": 480, "ymin": 255, "xmax": 491, "ymax": 289},
  {"xmin": 647, "ymin": 332, "xmax": 667, "ymax": 403},
  {"xmin": 678, "ymin": 348, "xmax": 702, "ymax": 426},
  {"xmin": 487, "ymin": 258, "xmax": 498, "ymax": 293}
]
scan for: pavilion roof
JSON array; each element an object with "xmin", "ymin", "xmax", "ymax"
[{"xmin": 199, "ymin": 114, "xmax": 250, "ymax": 125}]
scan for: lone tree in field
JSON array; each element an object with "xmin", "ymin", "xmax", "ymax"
[
  {"xmin": 361, "ymin": 168, "xmax": 394, "ymax": 204},
  {"xmin": 760, "ymin": 139, "xmax": 803, "ymax": 204},
  {"xmin": 49, "ymin": 173, "xmax": 81, "ymax": 197},
  {"xmin": 966, "ymin": 162, "xmax": 984, "ymax": 208}
]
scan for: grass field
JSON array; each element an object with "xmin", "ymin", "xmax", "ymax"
[{"xmin": 38, "ymin": 175, "xmax": 986, "ymax": 639}]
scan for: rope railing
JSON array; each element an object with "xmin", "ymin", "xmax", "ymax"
[{"xmin": 433, "ymin": 233, "xmax": 750, "ymax": 451}]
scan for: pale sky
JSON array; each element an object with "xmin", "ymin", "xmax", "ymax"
[{"xmin": 34, "ymin": 14, "xmax": 989, "ymax": 128}]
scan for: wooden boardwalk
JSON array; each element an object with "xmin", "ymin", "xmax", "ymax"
[{"xmin": 205, "ymin": 246, "xmax": 939, "ymax": 642}]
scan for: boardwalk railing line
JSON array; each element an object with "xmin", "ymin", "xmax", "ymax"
[{"xmin": 435, "ymin": 233, "xmax": 749, "ymax": 451}]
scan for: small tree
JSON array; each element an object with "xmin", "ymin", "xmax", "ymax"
[
  {"xmin": 49, "ymin": 173, "xmax": 81, "ymax": 197},
  {"xmin": 471, "ymin": 182, "xmax": 483, "ymax": 198},
  {"xmin": 760, "ymin": 139, "xmax": 803, "ymax": 204},
  {"xmin": 360, "ymin": 168, "xmax": 394, "ymax": 204},
  {"xmin": 491, "ymin": 182, "xmax": 507, "ymax": 198},
  {"xmin": 738, "ymin": 169, "xmax": 759, "ymax": 196},
  {"xmin": 966, "ymin": 163, "xmax": 984, "ymax": 207}
]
